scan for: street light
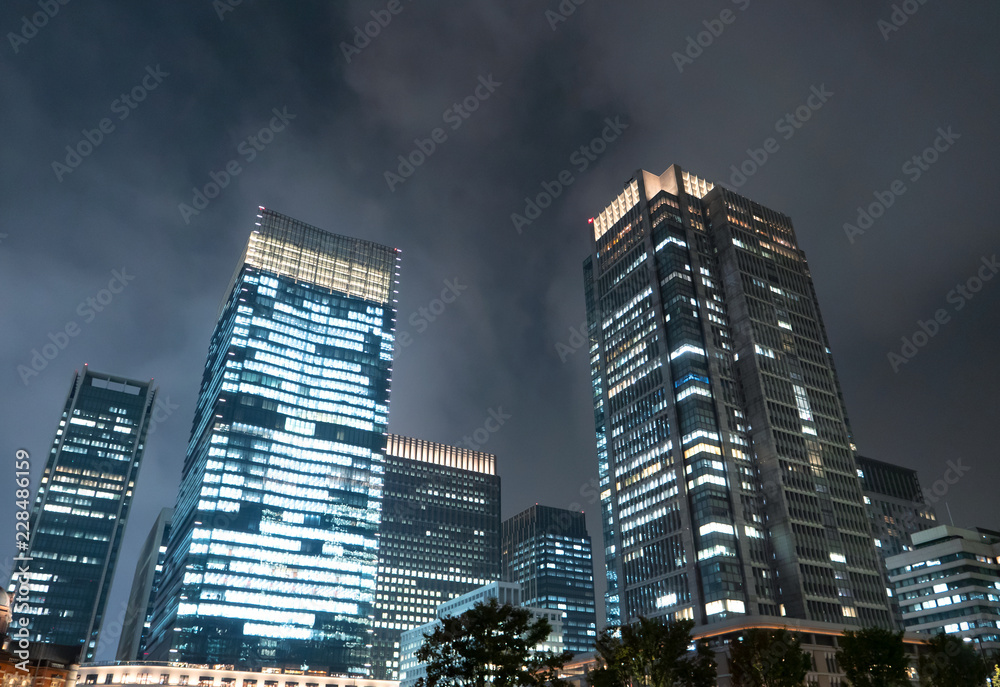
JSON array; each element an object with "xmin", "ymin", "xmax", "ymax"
[
  {"xmin": 963, "ymin": 635, "xmax": 987, "ymax": 660},
  {"xmin": 963, "ymin": 636, "xmax": 990, "ymax": 687}
]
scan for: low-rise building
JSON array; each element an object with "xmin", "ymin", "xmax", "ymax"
[
  {"xmin": 67, "ymin": 664, "xmax": 397, "ymax": 687},
  {"xmin": 1, "ymin": 643, "xmax": 78, "ymax": 687},
  {"xmin": 886, "ymin": 525, "xmax": 1000, "ymax": 653},
  {"xmin": 398, "ymin": 582, "xmax": 563, "ymax": 687},
  {"xmin": 558, "ymin": 618, "xmax": 928, "ymax": 687}
]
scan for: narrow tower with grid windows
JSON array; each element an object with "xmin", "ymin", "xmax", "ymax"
[{"xmin": 11, "ymin": 366, "xmax": 156, "ymax": 662}]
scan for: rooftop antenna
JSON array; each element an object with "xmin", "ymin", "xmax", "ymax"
[{"xmin": 945, "ymin": 502, "xmax": 955, "ymax": 526}]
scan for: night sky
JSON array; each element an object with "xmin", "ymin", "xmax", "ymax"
[{"xmin": 2, "ymin": 1, "xmax": 998, "ymax": 660}]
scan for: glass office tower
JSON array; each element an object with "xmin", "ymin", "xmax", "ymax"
[
  {"xmin": 11, "ymin": 367, "xmax": 156, "ymax": 662},
  {"xmin": 146, "ymin": 208, "xmax": 399, "ymax": 674},
  {"xmin": 501, "ymin": 505, "xmax": 597, "ymax": 656},
  {"xmin": 371, "ymin": 435, "xmax": 500, "ymax": 679},
  {"xmin": 117, "ymin": 507, "xmax": 173, "ymax": 661},
  {"xmin": 584, "ymin": 165, "xmax": 892, "ymax": 629}
]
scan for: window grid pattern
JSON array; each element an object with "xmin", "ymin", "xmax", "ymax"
[
  {"xmin": 501, "ymin": 506, "xmax": 598, "ymax": 655},
  {"xmin": 147, "ymin": 212, "xmax": 398, "ymax": 675},
  {"xmin": 369, "ymin": 437, "xmax": 500, "ymax": 680},
  {"xmin": 585, "ymin": 165, "xmax": 893, "ymax": 629},
  {"xmin": 10, "ymin": 369, "xmax": 155, "ymax": 662}
]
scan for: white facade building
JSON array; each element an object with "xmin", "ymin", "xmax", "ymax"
[{"xmin": 398, "ymin": 582, "xmax": 563, "ymax": 687}]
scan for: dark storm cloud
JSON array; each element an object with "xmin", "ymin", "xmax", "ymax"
[{"xmin": 2, "ymin": 0, "xmax": 998, "ymax": 652}]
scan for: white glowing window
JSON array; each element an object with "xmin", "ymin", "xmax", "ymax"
[
  {"xmin": 676, "ymin": 386, "xmax": 712, "ymax": 402},
  {"xmin": 670, "ymin": 344, "xmax": 706, "ymax": 360},
  {"xmin": 699, "ymin": 523, "xmax": 735, "ymax": 537},
  {"xmin": 792, "ymin": 385, "xmax": 814, "ymax": 422},
  {"xmin": 754, "ymin": 344, "xmax": 776, "ymax": 358},
  {"xmin": 830, "ymin": 553, "xmax": 847, "ymax": 564},
  {"xmin": 705, "ymin": 599, "xmax": 744, "ymax": 615},
  {"xmin": 705, "ymin": 600, "xmax": 724, "ymax": 615},
  {"xmin": 655, "ymin": 236, "xmax": 688, "ymax": 251},
  {"xmin": 656, "ymin": 593, "xmax": 677, "ymax": 609},
  {"xmin": 697, "ymin": 545, "xmax": 733, "ymax": 561},
  {"xmin": 682, "ymin": 429, "xmax": 720, "ymax": 446}
]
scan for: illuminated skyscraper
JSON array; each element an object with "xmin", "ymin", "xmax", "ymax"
[
  {"xmin": 501, "ymin": 505, "xmax": 597, "ymax": 655},
  {"xmin": 10, "ymin": 367, "xmax": 156, "ymax": 662},
  {"xmin": 146, "ymin": 208, "xmax": 399, "ymax": 674},
  {"xmin": 584, "ymin": 165, "xmax": 892, "ymax": 629},
  {"xmin": 370, "ymin": 435, "xmax": 500, "ymax": 680}
]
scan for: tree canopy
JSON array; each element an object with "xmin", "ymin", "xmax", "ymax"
[
  {"xmin": 728, "ymin": 628, "xmax": 812, "ymax": 687},
  {"xmin": 415, "ymin": 597, "xmax": 572, "ymax": 687},
  {"xmin": 916, "ymin": 633, "xmax": 989, "ymax": 687},
  {"xmin": 589, "ymin": 616, "xmax": 717, "ymax": 687},
  {"xmin": 836, "ymin": 627, "xmax": 911, "ymax": 687}
]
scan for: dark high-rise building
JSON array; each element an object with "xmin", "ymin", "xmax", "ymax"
[
  {"xmin": 855, "ymin": 456, "xmax": 937, "ymax": 558},
  {"xmin": 855, "ymin": 455, "xmax": 938, "ymax": 627},
  {"xmin": 116, "ymin": 507, "xmax": 173, "ymax": 661},
  {"xmin": 371, "ymin": 434, "xmax": 501, "ymax": 680},
  {"xmin": 10, "ymin": 367, "xmax": 156, "ymax": 661},
  {"xmin": 501, "ymin": 505, "xmax": 597, "ymax": 656},
  {"xmin": 146, "ymin": 208, "xmax": 399, "ymax": 674},
  {"xmin": 584, "ymin": 165, "xmax": 892, "ymax": 629}
]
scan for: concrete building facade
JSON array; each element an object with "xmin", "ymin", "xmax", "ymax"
[{"xmin": 887, "ymin": 526, "xmax": 1000, "ymax": 653}]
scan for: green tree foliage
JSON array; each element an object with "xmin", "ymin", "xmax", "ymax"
[
  {"xmin": 415, "ymin": 597, "xmax": 572, "ymax": 687},
  {"xmin": 589, "ymin": 616, "xmax": 717, "ymax": 687},
  {"xmin": 917, "ymin": 633, "xmax": 989, "ymax": 687},
  {"xmin": 729, "ymin": 628, "xmax": 812, "ymax": 687},
  {"xmin": 837, "ymin": 627, "xmax": 911, "ymax": 687}
]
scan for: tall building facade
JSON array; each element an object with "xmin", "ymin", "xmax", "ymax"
[
  {"xmin": 11, "ymin": 367, "xmax": 156, "ymax": 661},
  {"xmin": 117, "ymin": 507, "xmax": 173, "ymax": 661},
  {"xmin": 371, "ymin": 434, "xmax": 501, "ymax": 680},
  {"xmin": 584, "ymin": 165, "xmax": 891, "ymax": 629},
  {"xmin": 856, "ymin": 456, "xmax": 937, "ymax": 558},
  {"xmin": 501, "ymin": 505, "xmax": 597, "ymax": 656},
  {"xmin": 147, "ymin": 208, "xmax": 399, "ymax": 674},
  {"xmin": 855, "ymin": 456, "xmax": 937, "ymax": 627},
  {"xmin": 887, "ymin": 526, "xmax": 1000, "ymax": 653}
]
